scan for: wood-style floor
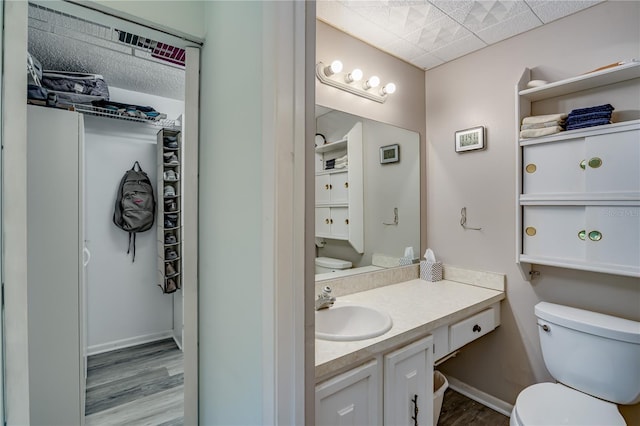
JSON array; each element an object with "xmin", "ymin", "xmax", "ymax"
[
  {"xmin": 85, "ymin": 338, "xmax": 184, "ymax": 426},
  {"xmin": 85, "ymin": 339, "xmax": 508, "ymax": 426},
  {"xmin": 438, "ymin": 388, "xmax": 510, "ymax": 426}
]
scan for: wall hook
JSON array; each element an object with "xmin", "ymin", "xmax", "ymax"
[
  {"xmin": 383, "ymin": 207, "xmax": 399, "ymax": 225},
  {"xmin": 460, "ymin": 207, "xmax": 482, "ymax": 231}
]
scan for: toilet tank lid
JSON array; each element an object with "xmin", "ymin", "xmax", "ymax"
[
  {"xmin": 315, "ymin": 257, "xmax": 352, "ymax": 269},
  {"xmin": 535, "ymin": 302, "xmax": 640, "ymax": 344}
]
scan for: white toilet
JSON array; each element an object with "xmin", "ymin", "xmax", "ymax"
[
  {"xmin": 510, "ymin": 302, "xmax": 640, "ymax": 426},
  {"xmin": 315, "ymin": 256, "xmax": 352, "ymax": 274}
]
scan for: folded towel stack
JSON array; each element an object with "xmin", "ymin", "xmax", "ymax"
[
  {"xmin": 565, "ymin": 104, "xmax": 614, "ymax": 130},
  {"xmin": 520, "ymin": 113, "xmax": 567, "ymax": 138},
  {"xmin": 325, "ymin": 154, "xmax": 348, "ymax": 170}
]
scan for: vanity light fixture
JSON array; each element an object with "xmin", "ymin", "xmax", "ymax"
[{"xmin": 316, "ymin": 60, "xmax": 396, "ymax": 103}]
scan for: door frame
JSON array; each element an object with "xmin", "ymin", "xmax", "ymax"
[{"xmin": 1, "ymin": 2, "xmax": 201, "ymax": 423}]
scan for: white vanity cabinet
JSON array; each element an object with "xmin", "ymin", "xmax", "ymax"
[
  {"xmin": 515, "ymin": 62, "xmax": 640, "ymax": 278},
  {"xmin": 315, "ymin": 122, "xmax": 364, "ymax": 253},
  {"xmin": 316, "ymin": 360, "xmax": 381, "ymax": 426},
  {"xmin": 384, "ymin": 336, "xmax": 434, "ymax": 426}
]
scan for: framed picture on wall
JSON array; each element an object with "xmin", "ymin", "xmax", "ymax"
[
  {"xmin": 455, "ymin": 126, "xmax": 485, "ymax": 153},
  {"xmin": 380, "ymin": 144, "xmax": 399, "ymax": 164}
]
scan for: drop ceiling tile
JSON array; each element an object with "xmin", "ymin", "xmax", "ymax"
[
  {"xmin": 431, "ymin": 33, "xmax": 487, "ymax": 62},
  {"xmin": 525, "ymin": 0, "xmax": 604, "ymax": 24},
  {"xmin": 407, "ymin": 14, "xmax": 472, "ymax": 52},
  {"xmin": 341, "ymin": 1, "xmax": 446, "ymax": 38},
  {"xmin": 382, "ymin": 37, "xmax": 428, "ymax": 61},
  {"xmin": 429, "ymin": 0, "xmax": 476, "ymax": 22},
  {"xmin": 317, "ymin": 1, "xmax": 398, "ymax": 48},
  {"xmin": 475, "ymin": 8, "xmax": 542, "ymax": 44},
  {"xmin": 411, "ymin": 51, "xmax": 445, "ymax": 69},
  {"xmin": 463, "ymin": 1, "xmax": 531, "ymax": 32}
]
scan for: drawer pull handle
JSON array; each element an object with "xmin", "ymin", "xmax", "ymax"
[
  {"xmin": 588, "ymin": 157, "xmax": 602, "ymax": 168},
  {"xmin": 578, "ymin": 230, "xmax": 586, "ymax": 240},
  {"xmin": 525, "ymin": 163, "xmax": 536, "ymax": 173},
  {"xmin": 411, "ymin": 394, "xmax": 419, "ymax": 426},
  {"xmin": 472, "ymin": 324, "xmax": 482, "ymax": 333},
  {"xmin": 588, "ymin": 230, "xmax": 602, "ymax": 241},
  {"xmin": 579, "ymin": 159, "xmax": 586, "ymax": 170}
]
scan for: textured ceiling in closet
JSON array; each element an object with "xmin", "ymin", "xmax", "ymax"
[{"xmin": 28, "ymin": 3, "xmax": 185, "ymax": 101}]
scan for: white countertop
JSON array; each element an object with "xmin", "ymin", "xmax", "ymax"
[{"xmin": 315, "ymin": 278, "xmax": 505, "ymax": 380}]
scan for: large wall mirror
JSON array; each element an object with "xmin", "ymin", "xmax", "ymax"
[{"xmin": 315, "ymin": 105, "xmax": 420, "ymax": 281}]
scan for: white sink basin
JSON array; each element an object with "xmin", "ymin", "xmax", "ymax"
[{"xmin": 315, "ymin": 304, "xmax": 393, "ymax": 341}]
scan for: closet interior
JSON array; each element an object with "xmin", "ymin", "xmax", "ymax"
[{"xmin": 25, "ymin": 1, "xmax": 192, "ymax": 424}]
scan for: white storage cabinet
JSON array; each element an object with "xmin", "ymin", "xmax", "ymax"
[
  {"xmin": 515, "ymin": 62, "xmax": 640, "ymax": 278},
  {"xmin": 315, "ymin": 122, "xmax": 364, "ymax": 253}
]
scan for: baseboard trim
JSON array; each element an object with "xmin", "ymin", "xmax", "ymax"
[
  {"xmin": 445, "ymin": 375, "xmax": 513, "ymax": 417},
  {"xmin": 87, "ymin": 330, "xmax": 174, "ymax": 356}
]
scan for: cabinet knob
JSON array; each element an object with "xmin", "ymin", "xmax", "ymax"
[
  {"xmin": 329, "ymin": 184, "xmax": 333, "ymax": 189},
  {"xmin": 325, "ymin": 184, "xmax": 329, "ymax": 190},
  {"xmin": 579, "ymin": 159, "xmax": 586, "ymax": 170},
  {"xmin": 588, "ymin": 157, "xmax": 603, "ymax": 168},
  {"xmin": 345, "ymin": 219, "xmax": 349, "ymax": 225},
  {"xmin": 325, "ymin": 218, "xmax": 330, "ymax": 224},
  {"xmin": 473, "ymin": 324, "xmax": 482, "ymax": 333},
  {"xmin": 330, "ymin": 219, "xmax": 333, "ymax": 224},
  {"xmin": 588, "ymin": 230, "xmax": 602, "ymax": 241},
  {"xmin": 525, "ymin": 163, "xmax": 537, "ymax": 173},
  {"xmin": 578, "ymin": 230, "xmax": 586, "ymax": 240},
  {"xmin": 344, "ymin": 182, "xmax": 349, "ymax": 188},
  {"xmin": 525, "ymin": 227, "xmax": 536, "ymax": 236}
]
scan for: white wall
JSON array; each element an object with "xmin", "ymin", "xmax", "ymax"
[
  {"xmin": 84, "ymin": 88, "xmax": 184, "ymax": 352},
  {"xmin": 425, "ymin": 0, "xmax": 640, "ymax": 409},
  {"xmin": 316, "ymin": 110, "xmax": 420, "ymax": 266}
]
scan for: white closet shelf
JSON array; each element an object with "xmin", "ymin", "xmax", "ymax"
[{"xmin": 73, "ymin": 104, "xmax": 181, "ymax": 130}]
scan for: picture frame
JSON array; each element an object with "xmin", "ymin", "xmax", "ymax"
[
  {"xmin": 380, "ymin": 144, "xmax": 399, "ymax": 164},
  {"xmin": 455, "ymin": 126, "xmax": 485, "ymax": 153}
]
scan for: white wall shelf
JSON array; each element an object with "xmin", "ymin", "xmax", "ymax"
[
  {"xmin": 518, "ymin": 61, "xmax": 640, "ymax": 101},
  {"xmin": 315, "ymin": 137, "xmax": 347, "ymax": 153},
  {"xmin": 515, "ymin": 65, "xmax": 640, "ymax": 280}
]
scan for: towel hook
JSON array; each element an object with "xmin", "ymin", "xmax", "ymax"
[
  {"xmin": 383, "ymin": 207, "xmax": 399, "ymax": 225},
  {"xmin": 460, "ymin": 207, "xmax": 482, "ymax": 231}
]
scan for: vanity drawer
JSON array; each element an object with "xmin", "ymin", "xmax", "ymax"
[{"xmin": 449, "ymin": 307, "xmax": 497, "ymax": 352}]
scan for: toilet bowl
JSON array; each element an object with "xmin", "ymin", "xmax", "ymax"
[
  {"xmin": 510, "ymin": 302, "xmax": 639, "ymax": 425},
  {"xmin": 315, "ymin": 256, "xmax": 352, "ymax": 274}
]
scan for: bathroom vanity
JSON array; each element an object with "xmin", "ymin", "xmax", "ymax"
[{"xmin": 315, "ymin": 267, "xmax": 505, "ymax": 425}]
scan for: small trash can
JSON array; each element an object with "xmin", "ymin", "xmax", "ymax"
[{"xmin": 433, "ymin": 370, "xmax": 449, "ymax": 425}]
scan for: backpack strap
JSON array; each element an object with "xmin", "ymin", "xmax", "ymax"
[
  {"xmin": 127, "ymin": 232, "xmax": 137, "ymax": 262},
  {"xmin": 131, "ymin": 161, "xmax": 142, "ymax": 172}
]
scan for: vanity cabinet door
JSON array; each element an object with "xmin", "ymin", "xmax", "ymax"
[
  {"xmin": 584, "ymin": 130, "xmax": 640, "ymax": 194},
  {"xmin": 523, "ymin": 138, "xmax": 584, "ymax": 195},
  {"xmin": 384, "ymin": 336, "xmax": 434, "ymax": 426},
  {"xmin": 316, "ymin": 174, "xmax": 332, "ymax": 204},
  {"xmin": 316, "ymin": 360, "xmax": 381, "ymax": 426}
]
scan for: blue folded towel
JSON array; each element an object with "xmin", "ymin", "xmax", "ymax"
[
  {"xmin": 566, "ymin": 111, "xmax": 612, "ymax": 124},
  {"xmin": 568, "ymin": 104, "xmax": 614, "ymax": 117},
  {"xmin": 565, "ymin": 118, "xmax": 611, "ymax": 130}
]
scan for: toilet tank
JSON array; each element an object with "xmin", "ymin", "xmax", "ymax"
[{"xmin": 535, "ymin": 302, "xmax": 640, "ymax": 404}]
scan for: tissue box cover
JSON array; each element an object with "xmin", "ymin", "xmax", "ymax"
[{"xmin": 421, "ymin": 260, "xmax": 443, "ymax": 282}]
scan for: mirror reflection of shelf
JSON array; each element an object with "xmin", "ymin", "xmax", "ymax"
[{"xmin": 315, "ymin": 138, "xmax": 347, "ymax": 153}]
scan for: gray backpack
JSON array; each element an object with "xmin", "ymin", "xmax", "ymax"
[{"xmin": 113, "ymin": 161, "xmax": 156, "ymax": 261}]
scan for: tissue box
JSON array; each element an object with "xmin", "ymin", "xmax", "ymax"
[
  {"xmin": 420, "ymin": 260, "xmax": 443, "ymax": 282},
  {"xmin": 399, "ymin": 256, "xmax": 413, "ymax": 266}
]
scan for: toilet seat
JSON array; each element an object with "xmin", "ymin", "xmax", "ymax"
[{"xmin": 512, "ymin": 383, "xmax": 625, "ymax": 425}]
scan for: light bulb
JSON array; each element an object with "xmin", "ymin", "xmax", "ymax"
[
  {"xmin": 345, "ymin": 68, "xmax": 363, "ymax": 83},
  {"xmin": 364, "ymin": 75, "xmax": 380, "ymax": 89},
  {"xmin": 381, "ymin": 82, "xmax": 396, "ymax": 95},
  {"xmin": 324, "ymin": 59, "xmax": 343, "ymax": 76}
]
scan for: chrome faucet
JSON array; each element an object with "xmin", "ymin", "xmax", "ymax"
[{"xmin": 315, "ymin": 286, "xmax": 336, "ymax": 310}]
